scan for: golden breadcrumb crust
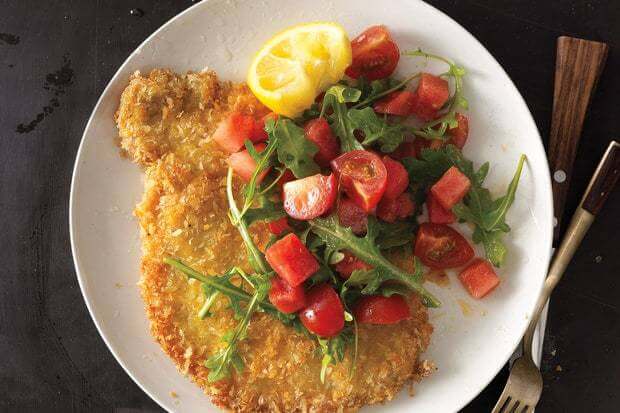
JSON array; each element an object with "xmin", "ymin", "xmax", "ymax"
[{"xmin": 115, "ymin": 68, "xmax": 433, "ymax": 412}]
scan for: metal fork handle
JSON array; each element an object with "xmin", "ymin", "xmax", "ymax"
[{"xmin": 523, "ymin": 141, "xmax": 619, "ymax": 356}]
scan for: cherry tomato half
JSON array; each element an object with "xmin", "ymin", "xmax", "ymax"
[
  {"xmin": 345, "ymin": 25, "xmax": 400, "ymax": 81},
  {"xmin": 331, "ymin": 150, "xmax": 387, "ymax": 212},
  {"xmin": 354, "ymin": 294, "xmax": 411, "ymax": 325},
  {"xmin": 277, "ymin": 169, "xmax": 296, "ymax": 199},
  {"xmin": 300, "ymin": 284, "xmax": 345, "ymax": 337},
  {"xmin": 283, "ymin": 173, "xmax": 337, "ymax": 220},
  {"xmin": 414, "ymin": 223, "xmax": 474, "ymax": 269}
]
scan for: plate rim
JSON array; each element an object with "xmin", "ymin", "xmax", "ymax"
[{"xmin": 69, "ymin": 0, "xmax": 554, "ymax": 411}]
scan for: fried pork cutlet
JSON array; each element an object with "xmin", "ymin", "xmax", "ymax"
[{"xmin": 115, "ymin": 68, "xmax": 434, "ymax": 412}]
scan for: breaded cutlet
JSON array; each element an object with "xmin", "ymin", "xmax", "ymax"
[{"xmin": 115, "ymin": 68, "xmax": 434, "ymax": 412}]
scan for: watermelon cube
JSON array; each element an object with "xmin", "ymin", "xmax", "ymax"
[
  {"xmin": 265, "ymin": 233, "xmax": 319, "ymax": 287},
  {"xmin": 430, "ymin": 166, "xmax": 471, "ymax": 210},
  {"xmin": 459, "ymin": 258, "xmax": 500, "ymax": 298}
]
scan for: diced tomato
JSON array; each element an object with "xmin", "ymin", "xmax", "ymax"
[
  {"xmin": 265, "ymin": 233, "xmax": 320, "ymax": 287},
  {"xmin": 250, "ymin": 112, "xmax": 278, "ymax": 144},
  {"xmin": 337, "ymin": 197, "xmax": 368, "ymax": 235},
  {"xmin": 426, "ymin": 192, "xmax": 456, "ymax": 224},
  {"xmin": 447, "ymin": 113, "xmax": 469, "ymax": 149},
  {"xmin": 391, "ymin": 141, "xmax": 418, "ymax": 160},
  {"xmin": 304, "ymin": 118, "xmax": 340, "ymax": 167},
  {"xmin": 459, "ymin": 258, "xmax": 500, "ymax": 298},
  {"xmin": 331, "ymin": 150, "xmax": 387, "ymax": 212},
  {"xmin": 334, "ymin": 251, "xmax": 372, "ymax": 279},
  {"xmin": 300, "ymin": 284, "xmax": 345, "ymax": 337},
  {"xmin": 267, "ymin": 217, "xmax": 291, "ymax": 236},
  {"xmin": 354, "ymin": 295, "xmax": 411, "ymax": 324},
  {"xmin": 268, "ymin": 277, "xmax": 306, "ymax": 313},
  {"xmin": 414, "ymin": 223, "xmax": 474, "ymax": 269},
  {"xmin": 227, "ymin": 143, "xmax": 270, "ymax": 183},
  {"xmin": 430, "ymin": 166, "xmax": 471, "ymax": 210},
  {"xmin": 382, "ymin": 156, "xmax": 409, "ymax": 200},
  {"xmin": 213, "ymin": 111, "xmax": 257, "ymax": 153},
  {"xmin": 373, "ymin": 91, "xmax": 417, "ymax": 116},
  {"xmin": 377, "ymin": 193, "xmax": 415, "ymax": 223},
  {"xmin": 415, "ymin": 73, "xmax": 449, "ymax": 112},
  {"xmin": 283, "ymin": 173, "xmax": 337, "ymax": 220},
  {"xmin": 345, "ymin": 25, "xmax": 399, "ymax": 81}
]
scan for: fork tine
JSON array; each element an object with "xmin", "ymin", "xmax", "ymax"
[
  {"xmin": 491, "ymin": 393, "xmax": 511, "ymax": 413},
  {"xmin": 506, "ymin": 399, "xmax": 521, "ymax": 413}
]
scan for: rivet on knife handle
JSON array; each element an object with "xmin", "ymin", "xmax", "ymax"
[{"xmin": 548, "ymin": 36, "xmax": 608, "ymax": 242}]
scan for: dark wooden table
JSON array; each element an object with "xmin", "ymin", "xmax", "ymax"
[{"xmin": 1, "ymin": 1, "xmax": 618, "ymax": 412}]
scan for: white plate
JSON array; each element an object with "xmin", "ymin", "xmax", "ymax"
[{"xmin": 70, "ymin": 0, "xmax": 553, "ymax": 411}]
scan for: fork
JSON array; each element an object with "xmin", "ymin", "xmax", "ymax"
[{"xmin": 492, "ymin": 141, "xmax": 619, "ymax": 413}]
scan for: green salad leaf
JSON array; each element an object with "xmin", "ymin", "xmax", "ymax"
[
  {"xmin": 353, "ymin": 74, "xmax": 420, "ymax": 109},
  {"xmin": 375, "ymin": 220, "xmax": 416, "ymax": 250},
  {"xmin": 309, "ymin": 215, "xmax": 440, "ymax": 307},
  {"xmin": 403, "ymin": 50, "xmax": 468, "ymax": 140},
  {"xmin": 404, "ymin": 145, "xmax": 525, "ymax": 267},
  {"xmin": 268, "ymin": 118, "xmax": 320, "ymax": 178},
  {"xmin": 452, "ymin": 153, "xmax": 527, "ymax": 267},
  {"xmin": 321, "ymin": 85, "xmax": 364, "ymax": 152},
  {"xmin": 243, "ymin": 194, "xmax": 286, "ymax": 226},
  {"xmin": 347, "ymin": 107, "xmax": 406, "ymax": 153},
  {"xmin": 317, "ymin": 328, "xmax": 355, "ymax": 383}
]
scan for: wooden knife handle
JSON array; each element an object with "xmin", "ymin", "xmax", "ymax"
[
  {"xmin": 549, "ymin": 36, "xmax": 608, "ymax": 240},
  {"xmin": 581, "ymin": 141, "xmax": 620, "ymax": 215}
]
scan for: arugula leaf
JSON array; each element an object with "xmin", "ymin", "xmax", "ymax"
[
  {"xmin": 309, "ymin": 215, "xmax": 440, "ymax": 307},
  {"xmin": 198, "ymin": 283, "xmax": 220, "ymax": 319},
  {"xmin": 226, "ymin": 168, "xmax": 270, "ymax": 273},
  {"xmin": 317, "ymin": 327, "xmax": 355, "ymax": 383},
  {"xmin": 403, "ymin": 50, "xmax": 468, "ymax": 141},
  {"xmin": 165, "ymin": 259, "xmax": 276, "ymax": 382},
  {"xmin": 353, "ymin": 74, "xmax": 421, "ymax": 109},
  {"xmin": 165, "ymin": 259, "xmax": 269, "ymax": 309},
  {"xmin": 243, "ymin": 194, "xmax": 286, "ymax": 226},
  {"xmin": 268, "ymin": 118, "xmax": 320, "ymax": 178},
  {"xmin": 321, "ymin": 85, "xmax": 364, "ymax": 152},
  {"xmin": 402, "ymin": 146, "xmax": 453, "ymax": 188},
  {"xmin": 375, "ymin": 220, "xmax": 416, "ymax": 250},
  {"xmin": 480, "ymin": 155, "xmax": 526, "ymax": 230},
  {"xmin": 402, "ymin": 145, "xmax": 525, "ymax": 267},
  {"xmin": 204, "ymin": 285, "xmax": 264, "ymax": 382},
  {"xmin": 347, "ymin": 107, "xmax": 406, "ymax": 152},
  {"xmin": 452, "ymin": 153, "xmax": 526, "ymax": 266},
  {"xmin": 298, "ymin": 102, "xmax": 321, "ymax": 123}
]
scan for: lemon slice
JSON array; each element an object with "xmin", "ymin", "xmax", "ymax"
[{"xmin": 247, "ymin": 22, "xmax": 352, "ymax": 118}]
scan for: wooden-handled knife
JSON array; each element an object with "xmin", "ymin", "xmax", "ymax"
[{"xmin": 548, "ymin": 36, "xmax": 609, "ymax": 242}]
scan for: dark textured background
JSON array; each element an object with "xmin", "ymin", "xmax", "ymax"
[{"xmin": 0, "ymin": 0, "xmax": 618, "ymax": 412}]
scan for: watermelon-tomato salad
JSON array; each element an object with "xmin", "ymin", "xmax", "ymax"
[{"xmin": 164, "ymin": 25, "xmax": 526, "ymax": 383}]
